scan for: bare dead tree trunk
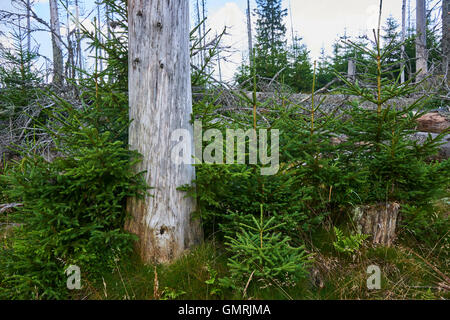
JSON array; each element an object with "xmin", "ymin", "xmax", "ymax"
[
  {"xmin": 75, "ymin": 0, "xmax": 83, "ymax": 79},
  {"xmin": 416, "ymin": 0, "xmax": 428, "ymax": 81},
  {"xmin": 401, "ymin": 0, "xmax": 407, "ymax": 83},
  {"xmin": 443, "ymin": 0, "xmax": 450, "ymax": 83},
  {"xmin": 408, "ymin": 0, "xmax": 411, "ymax": 36},
  {"xmin": 216, "ymin": 31, "xmax": 223, "ymax": 82},
  {"xmin": 106, "ymin": 1, "xmax": 111, "ymax": 41},
  {"xmin": 26, "ymin": 0, "xmax": 31, "ymax": 53},
  {"xmin": 105, "ymin": 1, "xmax": 113, "ymax": 83},
  {"xmin": 65, "ymin": 0, "xmax": 74, "ymax": 80},
  {"xmin": 247, "ymin": 0, "xmax": 253, "ymax": 67},
  {"xmin": 201, "ymin": 0, "xmax": 207, "ymax": 58},
  {"xmin": 195, "ymin": 0, "xmax": 203, "ymax": 67},
  {"xmin": 49, "ymin": 0, "xmax": 64, "ymax": 86},
  {"xmin": 127, "ymin": 0, "xmax": 203, "ymax": 264},
  {"xmin": 96, "ymin": 2, "xmax": 103, "ymax": 72},
  {"xmin": 347, "ymin": 58, "xmax": 356, "ymax": 82},
  {"xmin": 288, "ymin": 0, "xmax": 296, "ymax": 59}
]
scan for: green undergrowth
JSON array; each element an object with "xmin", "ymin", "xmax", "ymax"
[
  {"xmin": 81, "ymin": 199, "xmax": 448, "ymax": 301},
  {"xmin": 80, "ymin": 216, "xmax": 449, "ymax": 301}
]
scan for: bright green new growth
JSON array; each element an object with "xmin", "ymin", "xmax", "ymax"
[
  {"xmin": 219, "ymin": 205, "xmax": 312, "ymax": 294},
  {"xmin": 0, "ymin": 0, "xmax": 148, "ymax": 299},
  {"xmin": 332, "ymin": 227, "xmax": 369, "ymax": 256},
  {"xmin": 334, "ymin": 7, "xmax": 450, "ymax": 205},
  {"xmin": 0, "ymin": 96, "xmax": 148, "ymax": 299}
]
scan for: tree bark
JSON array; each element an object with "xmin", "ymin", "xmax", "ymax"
[
  {"xmin": 353, "ymin": 202, "xmax": 401, "ymax": 246},
  {"xmin": 49, "ymin": 0, "xmax": 64, "ymax": 86},
  {"xmin": 415, "ymin": 0, "xmax": 428, "ymax": 81},
  {"xmin": 127, "ymin": 0, "xmax": 202, "ymax": 264},
  {"xmin": 443, "ymin": 0, "xmax": 450, "ymax": 82}
]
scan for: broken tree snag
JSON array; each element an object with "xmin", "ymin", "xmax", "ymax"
[
  {"xmin": 347, "ymin": 58, "xmax": 356, "ymax": 83},
  {"xmin": 49, "ymin": 0, "xmax": 64, "ymax": 87},
  {"xmin": 416, "ymin": 0, "xmax": 428, "ymax": 81},
  {"xmin": 127, "ymin": 0, "xmax": 203, "ymax": 264},
  {"xmin": 442, "ymin": 0, "xmax": 450, "ymax": 81},
  {"xmin": 353, "ymin": 202, "xmax": 401, "ymax": 246}
]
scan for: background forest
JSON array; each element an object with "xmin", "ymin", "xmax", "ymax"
[{"xmin": 0, "ymin": 0, "xmax": 449, "ymax": 300}]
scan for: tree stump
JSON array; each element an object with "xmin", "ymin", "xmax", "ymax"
[{"xmin": 353, "ymin": 202, "xmax": 401, "ymax": 246}]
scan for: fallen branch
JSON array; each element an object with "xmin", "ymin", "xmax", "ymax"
[{"xmin": 0, "ymin": 203, "xmax": 23, "ymax": 213}]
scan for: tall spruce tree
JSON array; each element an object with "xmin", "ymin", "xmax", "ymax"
[
  {"xmin": 316, "ymin": 47, "xmax": 334, "ymax": 88},
  {"xmin": 253, "ymin": 0, "xmax": 288, "ymax": 81},
  {"xmin": 288, "ymin": 35, "xmax": 313, "ymax": 92},
  {"xmin": 382, "ymin": 16, "xmax": 402, "ymax": 80},
  {"xmin": 0, "ymin": 30, "xmax": 41, "ymax": 120}
]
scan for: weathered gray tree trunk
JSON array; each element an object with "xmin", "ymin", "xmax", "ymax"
[
  {"xmin": 195, "ymin": 0, "xmax": 203, "ymax": 67},
  {"xmin": 127, "ymin": 0, "xmax": 202, "ymax": 264},
  {"xmin": 443, "ymin": 0, "xmax": 450, "ymax": 82},
  {"xmin": 347, "ymin": 58, "xmax": 356, "ymax": 82},
  {"xmin": 401, "ymin": 0, "xmax": 407, "ymax": 83},
  {"xmin": 201, "ymin": 0, "xmax": 207, "ymax": 64},
  {"xmin": 105, "ymin": 2, "xmax": 113, "ymax": 83},
  {"xmin": 96, "ymin": 3, "xmax": 103, "ymax": 72},
  {"xmin": 216, "ymin": 32, "xmax": 223, "ymax": 82},
  {"xmin": 247, "ymin": 0, "xmax": 253, "ymax": 67},
  {"xmin": 26, "ymin": 0, "xmax": 31, "ymax": 53},
  {"xmin": 408, "ymin": 0, "xmax": 411, "ymax": 35},
  {"xmin": 353, "ymin": 202, "xmax": 401, "ymax": 246},
  {"xmin": 74, "ymin": 0, "xmax": 83, "ymax": 79},
  {"xmin": 415, "ymin": 0, "xmax": 428, "ymax": 81},
  {"xmin": 49, "ymin": 0, "xmax": 64, "ymax": 86}
]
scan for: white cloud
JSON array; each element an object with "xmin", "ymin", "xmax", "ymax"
[
  {"xmin": 207, "ymin": 2, "xmax": 248, "ymax": 82},
  {"xmin": 286, "ymin": 0, "xmax": 402, "ymax": 60},
  {"xmin": 0, "ymin": 34, "xmax": 14, "ymax": 49}
]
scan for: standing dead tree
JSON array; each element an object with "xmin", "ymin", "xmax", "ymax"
[
  {"xmin": 401, "ymin": 0, "xmax": 407, "ymax": 83},
  {"xmin": 247, "ymin": 0, "xmax": 253, "ymax": 68},
  {"xmin": 49, "ymin": 0, "xmax": 64, "ymax": 86},
  {"xmin": 416, "ymin": 0, "xmax": 428, "ymax": 81},
  {"xmin": 0, "ymin": 0, "xmax": 70, "ymax": 86},
  {"xmin": 443, "ymin": 0, "xmax": 450, "ymax": 85},
  {"xmin": 127, "ymin": 0, "xmax": 203, "ymax": 264}
]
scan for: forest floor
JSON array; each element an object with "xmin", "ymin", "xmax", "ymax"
[{"xmin": 66, "ymin": 199, "xmax": 449, "ymax": 301}]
